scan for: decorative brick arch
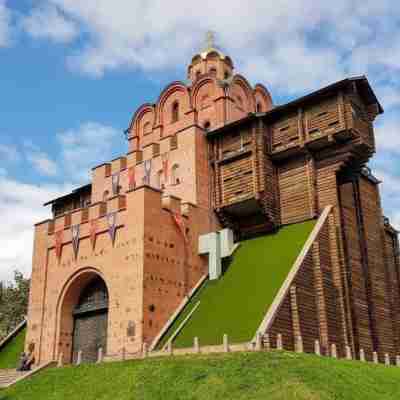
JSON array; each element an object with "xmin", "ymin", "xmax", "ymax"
[
  {"xmin": 155, "ymin": 81, "xmax": 192, "ymax": 127},
  {"xmin": 54, "ymin": 267, "xmax": 110, "ymax": 364},
  {"xmin": 227, "ymin": 74, "xmax": 256, "ymax": 115},
  {"xmin": 254, "ymin": 83, "xmax": 274, "ymax": 112},
  {"xmin": 192, "ymin": 77, "xmax": 212, "ymax": 110},
  {"xmin": 128, "ymin": 103, "xmax": 155, "ymax": 146},
  {"xmin": 191, "ymin": 76, "xmax": 225, "ymax": 127}
]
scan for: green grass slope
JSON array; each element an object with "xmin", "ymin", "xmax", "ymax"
[
  {"xmin": 0, "ymin": 327, "xmax": 26, "ymax": 370},
  {"xmin": 1, "ymin": 351, "xmax": 400, "ymax": 400},
  {"xmin": 158, "ymin": 220, "xmax": 316, "ymax": 349}
]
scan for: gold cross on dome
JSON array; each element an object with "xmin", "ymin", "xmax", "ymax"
[{"xmin": 205, "ymin": 31, "xmax": 215, "ymax": 49}]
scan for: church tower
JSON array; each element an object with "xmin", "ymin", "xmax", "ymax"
[{"xmin": 187, "ymin": 31, "xmax": 234, "ymax": 82}]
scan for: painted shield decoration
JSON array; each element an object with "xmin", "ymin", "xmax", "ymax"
[
  {"xmin": 71, "ymin": 224, "xmax": 80, "ymax": 259},
  {"xmin": 107, "ymin": 212, "xmax": 117, "ymax": 245}
]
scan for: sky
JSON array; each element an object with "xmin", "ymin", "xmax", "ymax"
[{"xmin": 0, "ymin": 0, "xmax": 399, "ymax": 282}]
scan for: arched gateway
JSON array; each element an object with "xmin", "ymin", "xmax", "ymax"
[
  {"xmin": 72, "ymin": 277, "xmax": 108, "ymax": 363},
  {"xmin": 56, "ymin": 269, "xmax": 109, "ymax": 364}
]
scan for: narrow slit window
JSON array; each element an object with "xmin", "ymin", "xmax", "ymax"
[
  {"xmin": 171, "ymin": 164, "xmax": 180, "ymax": 185},
  {"xmin": 172, "ymin": 101, "xmax": 179, "ymax": 123}
]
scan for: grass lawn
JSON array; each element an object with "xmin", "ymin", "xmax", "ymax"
[
  {"xmin": 0, "ymin": 328, "xmax": 26, "ymax": 370},
  {"xmin": 1, "ymin": 351, "xmax": 400, "ymax": 399},
  {"xmin": 157, "ymin": 220, "xmax": 316, "ymax": 349}
]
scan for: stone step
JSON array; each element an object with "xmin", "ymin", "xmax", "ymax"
[{"xmin": 0, "ymin": 369, "xmax": 28, "ymax": 388}]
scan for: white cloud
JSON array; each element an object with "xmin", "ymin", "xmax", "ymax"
[
  {"xmin": 0, "ymin": 0, "xmax": 12, "ymax": 47},
  {"xmin": 0, "ymin": 120, "xmax": 123, "ymax": 283},
  {"xmin": 373, "ymin": 169, "xmax": 400, "ymax": 230},
  {"xmin": 376, "ymin": 86, "xmax": 400, "ymax": 110},
  {"xmin": 57, "ymin": 121, "xmax": 122, "ymax": 183},
  {"xmin": 0, "ymin": 143, "xmax": 20, "ymax": 162},
  {"xmin": 26, "ymin": 152, "xmax": 58, "ymax": 176},
  {"xmin": 0, "ymin": 170, "xmax": 73, "ymax": 282},
  {"xmin": 375, "ymin": 115, "xmax": 400, "ymax": 154},
  {"xmin": 393, "ymin": 212, "xmax": 400, "ymax": 230},
  {"xmin": 15, "ymin": 0, "xmax": 396, "ymax": 96},
  {"xmin": 21, "ymin": 4, "xmax": 78, "ymax": 43}
]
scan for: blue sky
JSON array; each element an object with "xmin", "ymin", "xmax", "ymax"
[{"xmin": 0, "ymin": 0, "xmax": 399, "ymax": 281}]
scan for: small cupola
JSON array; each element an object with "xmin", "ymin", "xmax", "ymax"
[{"xmin": 187, "ymin": 31, "xmax": 234, "ymax": 83}]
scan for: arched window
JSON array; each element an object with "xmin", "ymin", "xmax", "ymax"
[
  {"xmin": 103, "ymin": 190, "xmax": 109, "ymax": 201},
  {"xmin": 209, "ymin": 67, "xmax": 217, "ymax": 76},
  {"xmin": 204, "ymin": 121, "xmax": 211, "ymax": 131},
  {"xmin": 171, "ymin": 101, "xmax": 179, "ymax": 123},
  {"xmin": 256, "ymin": 102, "xmax": 262, "ymax": 113},
  {"xmin": 171, "ymin": 164, "xmax": 180, "ymax": 185},
  {"xmin": 224, "ymin": 71, "xmax": 230, "ymax": 79},
  {"xmin": 195, "ymin": 70, "xmax": 201, "ymax": 80}
]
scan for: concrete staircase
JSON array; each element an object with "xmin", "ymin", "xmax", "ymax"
[{"xmin": 0, "ymin": 369, "xmax": 27, "ymax": 388}]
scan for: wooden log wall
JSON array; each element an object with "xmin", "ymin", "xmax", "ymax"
[
  {"xmin": 358, "ymin": 177, "xmax": 395, "ymax": 360},
  {"xmin": 268, "ymin": 294, "xmax": 295, "ymax": 351},
  {"xmin": 220, "ymin": 156, "xmax": 254, "ymax": 206},
  {"xmin": 270, "ymin": 93, "xmax": 350, "ymax": 156},
  {"xmin": 268, "ymin": 212, "xmax": 343, "ymax": 356},
  {"xmin": 258, "ymin": 121, "xmax": 279, "ymax": 225},
  {"xmin": 271, "ymin": 112, "xmax": 299, "ymax": 152},
  {"xmin": 314, "ymin": 222, "xmax": 341, "ymax": 352},
  {"xmin": 344, "ymin": 88, "xmax": 375, "ymax": 150},
  {"xmin": 211, "ymin": 122, "xmax": 279, "ymax": 232},
  {"xmin": 292, "ymin": 252, "xmax": 320, "ymax": 354},
  {"xmin": 207, "ymin": 82, "xmax": 396, "ymax": 361},
  {"xmin": 305, "ymin": 96, "xmax": 344, "ymax": 141},
  {"xmin": 269, "ymin": 88, "xmax": 376, "ymax": 161},
  {"xmin": 384, "ymin": 228, "xmax": 400, "ymax": 354},
  {"xmin": 338, "ymin": 180, "xmax": 374, "ymax": 359},
  {"xmin": 278, "ymin": 156, "xmax": 313, "ymax": 225},
  {"xmin": 212, "ymin": 129, "xmax": 255, "ymax": 209},
  {"xmin": 315, "ymin": 160, "xmax": 352, "ymax": 350},
  {"xmin": 220, "ymin": 129, "xmax": 252, "ymax": 157}
]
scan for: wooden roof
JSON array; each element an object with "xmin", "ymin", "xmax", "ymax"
[{"xmin": 207, "ymin": 76, "xmax": 383, "ymax": 139}]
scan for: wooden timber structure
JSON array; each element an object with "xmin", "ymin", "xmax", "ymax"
[{"xmin": 207, "ymin": 76, "xmax": 400, "ymax": 361}]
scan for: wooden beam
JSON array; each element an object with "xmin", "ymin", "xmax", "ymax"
[{"xmin": 312, "ymin": 241, "xmax": 329, "ymax": 349}]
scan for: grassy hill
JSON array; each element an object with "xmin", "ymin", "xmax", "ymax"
[
  {"xmin": 0, "ymin": 327, "xmax": 26, "ymax": 370},
  {"xmin": 157, "ymin": 220, "xmax": 316, "ymax": 349},
  {"xmin": 1, "ymin": 350, "xmax": 400, "ymax": 399}
]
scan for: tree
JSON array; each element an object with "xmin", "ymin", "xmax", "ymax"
[{"xmin": 0, "ymin": 270, "xmax": 30, "ymax": 339}]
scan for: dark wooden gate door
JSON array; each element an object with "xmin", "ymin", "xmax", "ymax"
[
  {"xmin": 72, "ymin": 277, "xmax": 108, "ymax": 363},
  {"xmin": 72, "ymin": 310, "xmax": 108, "ymax": 363}
]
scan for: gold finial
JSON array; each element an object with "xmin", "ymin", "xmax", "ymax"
[{"xmin": 205, "ymin": 30, "xmax": 215, "ymax": 49}]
